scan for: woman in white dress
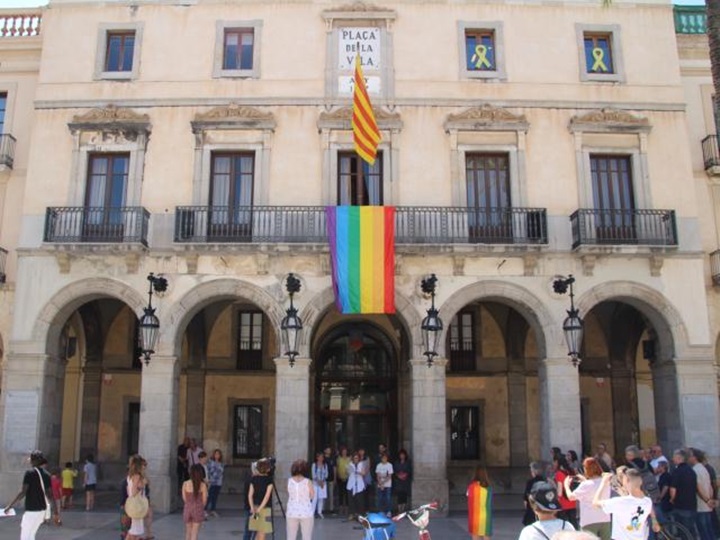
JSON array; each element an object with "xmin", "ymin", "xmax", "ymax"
[
  {"xmin": 286, "ymin": 460, "xmax": 315, "ymax": 540},
  {"xmin": 311, "ymin": 453, "xmax": 328, "ymax": 519},
  {"xmin": 346, "ymin": 452, "xmax": 366, "ymax": 521}
]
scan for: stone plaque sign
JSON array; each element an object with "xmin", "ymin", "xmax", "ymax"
[
  {"xmin": 338, "ymin": 27, "xmax": 381, "ymax": 70},
  {"xmin": 3, "ymin": 390, "xmax": 38, "ymax": 453},
  {"xmin": 338, "ymin": 75, "xmax": 381, "ymax": 95}
]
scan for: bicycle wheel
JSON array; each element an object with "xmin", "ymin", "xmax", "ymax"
[{"xmin": 658, "ymin": 521, "xmax": 695, "ymax": 540}]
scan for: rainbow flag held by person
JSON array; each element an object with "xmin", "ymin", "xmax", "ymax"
[
  {"xmin": 325, "ymin": 206, "xmax": 395, "ymax": 314},
  {"xmin": 352, "ymin": 54, "xmax": 381, "ymax": 165},
  {"xmin": 467, "ymin": 483, "xmax": 493, "ymax": 536}
]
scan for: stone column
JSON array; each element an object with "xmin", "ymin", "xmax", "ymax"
[
  {"xmin": 651, "ymin": 361, "xmax": 683, "ymax": 453},
  {"xmin": 273, "ymin": 357, "xmax": 310, "ymax": 505},
  {"xmin": 538, "ymin": 357, "xmax": 581, "ymax": 460},
  {"xmin": 0, "ymin": 351, "xmax": 63, "ymax": 503},
  {"xmin": 409, "ymin": 358, "xmax": 449, "ymax": 513},
  {"xmin": 79, "ymin": 364, "xmax": 102, "ymax": 459},
  {"xmin": 611, "ymin": 368, "xmax": 638, "ymax": 449},
  {"xmin": 185, "ymin": 369, "xmax": 205, "ymax": 442},
  {"xmin": 673, "ymin": 357, "xmax": 720, "ymax": 459},
  {"xmin": 139, "ymin": 355, "xmax": 179, "ymax": 513},
  {"xmin": 507, "ymin": 369, "xmax": 529, "ymax": 467}
]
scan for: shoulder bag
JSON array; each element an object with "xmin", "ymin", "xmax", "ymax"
[{"xmin": 34, "ymin": 468, "xmax": 51, "ymax": 522}]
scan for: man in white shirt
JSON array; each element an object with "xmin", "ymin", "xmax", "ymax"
[
  {"xmin": 593, "ymin": 468, "xmax": 658, "ymax": 540},
  {"xmin": 375, "ymin": 453, "xmax": 393, "ymax": 517},
  {"xmin": 689, "ymin": 447, "xmax": 716, "ymax": 540},
  {"xmin": 518, "ymin": 482, "xmax": 576, "ymax": 540},
  {"xmin": 186, "ymin": 438, "xmax": 204, "ymax": 472},
  {"xmin": 649, "ymin": 445, "xmax": 669, "ymax": 472}
]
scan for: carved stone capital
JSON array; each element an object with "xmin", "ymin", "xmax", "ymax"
[
  {"xmin": 444, "ymin": 104, "xmax": 529, "ymax": 133},
  {"xmin": 649, "ymin": 254, "xmax": 664, "ymax": 277},
  {"xmin": 452, "ymin": 256, "xmax": 465, "ymax": 276},
  {"xmin": 569, "ymin": 108, "xmax": 651, "ymax": 134},
  {"xmin": 124, "ymin": 252, "xmax": 140, "ymax": 274},
  {"xmin": 581, "ymin": 255, "xmax": 597, "ymax": 277},
  {"xmin": 317, "ymin": 106, "xmax": 403, "ymax": 132},
  {"xmin": 185, "ymin": 253, "xmax": 199, "ymax": 275},
  {"xmin": 191, "ymin": 104, "xmax": 276, "ymax": 132},
  {"xmin": 55, "ymin": 252, "xmax": 71, "ymax": 274},
  {"xmin": 523, "ymin": 255, "xmax": 539, "ymax": 277}
]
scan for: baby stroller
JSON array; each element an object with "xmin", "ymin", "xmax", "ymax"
[{"xmin": 358, "ymin": 512, "xmax": 397, "ymax": 540}]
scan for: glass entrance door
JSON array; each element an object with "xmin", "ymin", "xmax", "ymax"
[{"xmin": 315, "ymin": 325, "xmax": 397, "ymax": 453}]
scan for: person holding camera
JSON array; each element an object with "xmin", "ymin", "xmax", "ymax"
[
  {"xmin": 553, "ymin": 455, "xmax": 579, "ymax": 528},
  {"xmin": 593, "ymin": 469, "xmax": 660, "ymax": 540},
  {"xmin": 564, "ymin": 458, "xmax": 611, "ymax": 540},
  {"xmin": 248, "ymin": 459, "xmax": 274, "ymax": 540}
]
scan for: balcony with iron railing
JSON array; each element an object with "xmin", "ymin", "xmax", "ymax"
[
  {"xmin": 44, "ymin": 207, "xmax": 150, "ymax": 246},
  {"xmin": 570, "ymin": 209, "xmax": 677, "ymax": 249},
  {"xmin": 173, "ymin": 206, "xmax": 549, "ymax": 245},
  {"xmin": 0, "ymin": 134, "xmax": 16, "ymax": 170},
  {"xmin": 702, "ymin": 135, "xmax": 720, "ymax": 175},
  {"xmin": 711, "ymin": 250, "xmax": 720, "ymax": 286}
]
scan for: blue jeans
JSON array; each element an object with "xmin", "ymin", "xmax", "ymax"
[
  {"xmin": 696, "ymin": 511, "xmax": 714, "ymax": 540},
  {"xmin": 671, "ymin": 509, "xmax": 698, "ymax": 538},
  {"xmin": 206, "ymin": 485, "xmax": 221, "ymax": 512},
  {"xmin": 243, "ymin": 509, "xmax": 256, "ymax": 540},
  {"xmin": 376, "ymin": 488, "xmax": 392, "ymax": 515}
]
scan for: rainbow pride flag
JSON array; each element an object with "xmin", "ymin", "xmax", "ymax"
[
  {"xmin": 326, "ymin": 206, "xmax": 395, "ymax": 314},
  {"xmin": 467, "ymin": 483, "xmax": 493, "ymax": 536}
]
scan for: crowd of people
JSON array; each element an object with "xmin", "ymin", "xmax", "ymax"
[{"xmin": 5, "ymin": 440, "xmax": 720, "ymax": 540}]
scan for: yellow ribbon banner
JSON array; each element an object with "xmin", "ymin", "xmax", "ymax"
[
  {"xmin": 591, "ymin": 47, "xmax": 609, "ymax": 72},
  {"xmin": 471, "ymin": 45, "xmax": 492, "ymax": 70}
]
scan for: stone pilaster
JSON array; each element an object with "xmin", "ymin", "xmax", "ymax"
[
  {"xmin": 138, "ymin": 355, "xmax": 179, "ymax": 513},
  {"xmin": 672, "ymin": 358, "xmax": 720, "ymax": 460},
  {"xmin": 409, "ymin": 358, "xmax": 449, "ymax": 513},
  {"xmin": 651, "ymin": 361, "xmax": 683, "ymax": 453},
  {"xmin": 273, "ymin": 357, "xmax": 310, "ymax": 505},
  {"xmin": 611, "ymin": 368, "xmax": 638, "ymax": 449},
  {"xmin": 185, "ymin": 369, "xmax": 205, "ymax": 441},
  {"xmin": 79, "ymin": 364, "xmax": 102, "ymax": 459},
  {"xmin": 508, "ymin": 370, "xmax": 529, "ymax": 467},
  {"xmin": 538, "ymin": 358, "xmax": 581, "ymax": 460},
  {"xmin": 0, "ymin": 352, "xmax": 63, "ymax": 503}
]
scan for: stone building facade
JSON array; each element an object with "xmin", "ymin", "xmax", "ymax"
[{"xmin": 0, "ymin": 0, "xmax": 718, "ymax": 513}]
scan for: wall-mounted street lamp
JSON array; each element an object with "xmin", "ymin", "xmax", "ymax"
[
  {"xmin": 420, "ymin": 274, "xmax": 443, "ymax": 367},
  {"xmin": 281, "ymin": 273, "xmax": 303, "ymax": 367},
  {"xmin": 552, "ymin": 274, "xmax": 584, "ymax": 367},
  {"xmin": 138, "ymin": 272, "xmax": 168, "ymax": 366}
]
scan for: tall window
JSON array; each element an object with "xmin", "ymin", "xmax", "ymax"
[
  {"xmin": 450, "ymin": 406, "xmax": 480, "ymax": 460},
  {"xmin": 237, "ymin": 310, "xmax": 263, "ymax": 370},
  {"xmin": 0, "ymin": 93, "xmax": 6, "ymax": 133},
  {"xmin": 590, "ymin": 155, "xmax": 635, "ymax": 241},
  {"xmin": 465, "ymin": 153, "xmax": 511, "ymax": 242},
  {"xmin": 84, "ymin": 153, "xmax": 130, "ymax": 239},
  {"xmin": 105, "ymin": 31, "xmax": 136, "ymax": 72},
  {"xmin": 234, "ymin": 404, "xmax": 263, "ymax": 458},
  {"xmin": 448, "ymin": 311, "xmax": 476, "ymax": 371},
  {"xmin": 583, "ymin": 33, "xmax": 614, "ymax": 74},
  {"xmin": 209, "ymin": 152, "xmax": 255, "ymax": 240},
  {"xmin": 223, "ymin": 28, "xmax": 255, "ymax": 70},
  {"xmin": 338, "ymin": 152, "xmax": 383, "ymax": 205},
  {"xmin": 465, "ymin": 30, "xmax": 496, "ymax": 72}
]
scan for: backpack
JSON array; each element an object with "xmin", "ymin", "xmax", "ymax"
[{"xmin": 630, "ymin": 462, "xmax": 661, "ymax": 504}]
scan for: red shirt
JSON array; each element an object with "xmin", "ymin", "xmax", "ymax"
[
  {"xmin": 555, "ymin": 470, "xmax": 577, "ymax": 510},
  {"xmin": 51, "ymin": 475, "xmax": 62, "ymax": 500}
]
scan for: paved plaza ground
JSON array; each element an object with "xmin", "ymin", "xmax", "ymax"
[{"xmin": 0, "ymin": 493, "xmax": 526, "ymax": 540}]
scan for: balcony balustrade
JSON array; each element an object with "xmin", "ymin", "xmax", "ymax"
[
  {"xmin": 702, "ymin": 135, "xmax": 720, "ymax": 175},
  {"xmin": 0, "ymin": 13, "xmax": 41, "ymax": 37},
  {"xmin": 674, "ymin": 5, "xmax": 706, "ymax": 34},
  {"xmin": 44, "ymin": 207, "xmax": 150, "ymax": 246},
  {"xmin": 711, "ymin": 250, "xmax": 720, "ymax": 286},
  {"xmin": 0, "ymin": 134, "xmax": 16, "ymax": 170},
  {"xmin": 174, "ymin": 205, "xmax": 548, "ymax": 245},
  {"xmin": 570, "ymin": 209, "xmax": 677, "ymax": 249}
]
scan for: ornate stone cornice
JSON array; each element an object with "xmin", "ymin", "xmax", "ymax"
[
  {"xmin": 569, "ymin": 108, "xmax": 651, "ymax": 133},
  {"xmin": 321, "ymin": 1, "xmax": 396, "ymax": 22},
  {"xmin": 68, "ymin": 104, "xmax": 150, "ymax": 134},
  {"xmin": 444, "ymin": 104, "xmax": 529, "ymax": 133},
  {"xmin": 191, "ymin": 103, "xmax": 276, "ymax": 132},
  {"xmin": 317, "ymin": 106, "xmax": 402, "ymax": 131}
]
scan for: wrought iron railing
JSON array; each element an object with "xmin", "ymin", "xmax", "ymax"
[
  {"xmin": 174, "ymin": 206, "xmax": 548, "ymax": 245},
  {"xmin": 0, "ymin": 246, "xmax": 7, "ymax": 283},
  {"xmin": 0, "ymin": 13, "xmax": 41, "ymax": 37},
  {"xmin": 44, "ymin": 207, "xmax": 150, "ymax": 245},
  {"xmin": 702, "ymin": 135, "xmax": 720, "ymax": 170},
  {"xmin": 0, "ymin": 134, "xmax": 16, "ymax": 169},
  {"xmin": 570, "ymin": 209, "xmax": 677, "ymax": 248},
  {"xmin": 674, "ymin": 6, "xmax": 706, "ymax": 34},
  {"xmin": 711, "ymin": 250, "xmax": 720, "ymax": 286}
]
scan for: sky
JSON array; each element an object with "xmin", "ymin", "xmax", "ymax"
[{"xmin": 0, "ymin": 0, "xmax": 708, "ymax": 6}]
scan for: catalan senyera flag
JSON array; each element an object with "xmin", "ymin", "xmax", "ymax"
[
  {"xmin": 352, "ymin": 54, "xmax": 381, "ymax": 165},
  {"xmin": 326, "ymin": 206, "xmax": 395, "ymax": 314}
]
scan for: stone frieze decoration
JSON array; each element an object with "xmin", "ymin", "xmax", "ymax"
[
  {"xmin": 191, "ymin": 103, "xmax": 276, "ymax": 132},
  {"xmin": 444, "ymin": 104, "xmax": 529, "ymax": 132},
  {"xmin": 68, "ymin": 104, "xmax": 151, "ymax": 136},
  {"xmin": 569, "ymin": 108, "xmax": 651, "ymax": 133},
  {"xmin": 317, "ymin": 106, "xmax": 402, "ymax": 131}
]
